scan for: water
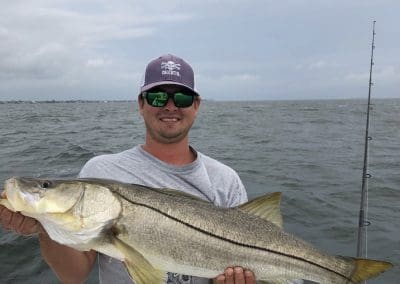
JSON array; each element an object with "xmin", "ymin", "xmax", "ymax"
[{"xmin": 0, "ymin": 99, "xmax": 399, "ymax": 283}]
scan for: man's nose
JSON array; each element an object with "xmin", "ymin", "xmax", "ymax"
[{"xmin": 164, "ymin": 96, "xmax": 177, "ymax": 110}]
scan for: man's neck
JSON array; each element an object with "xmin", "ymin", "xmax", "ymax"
[{"xmin": 142, "ymin": 139, "xmax": 196, "ymax": 166}]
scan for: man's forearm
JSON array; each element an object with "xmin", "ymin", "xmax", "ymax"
[{"xmin": 38, "ymin": 231, "xmax": 97, "ymax": 284}]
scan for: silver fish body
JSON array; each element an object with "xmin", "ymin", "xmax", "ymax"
[{"xmin": 1, "ymin": 177, "xmax": 392, "ymax": 284}]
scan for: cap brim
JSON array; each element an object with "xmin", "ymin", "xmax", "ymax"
[{"xmin": 140, "ymin": 81, "xmax": 199, "ymax": 96}]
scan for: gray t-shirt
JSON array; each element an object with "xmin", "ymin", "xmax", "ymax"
[{"xmin": 78, "ymin": 145, "xmax": 248, "ymax": 284}]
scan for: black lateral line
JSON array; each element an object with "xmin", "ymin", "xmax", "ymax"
[{"xmin": 116, "ymin": 192, "xmax": 354, "ymax": 283}]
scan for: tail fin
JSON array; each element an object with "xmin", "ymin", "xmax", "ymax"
[{"xmin": 349, "ymin": 258, "xmax": 392, "ymax": 283}]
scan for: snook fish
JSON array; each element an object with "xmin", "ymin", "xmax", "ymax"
[{"xmin": 0, "ymin": 177, "xmax": 392, "ymax": 284}]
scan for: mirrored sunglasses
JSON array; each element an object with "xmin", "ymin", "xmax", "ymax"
[{"xmin": 142, "ymin": 89, "xmax": 196, "ymax": 108}]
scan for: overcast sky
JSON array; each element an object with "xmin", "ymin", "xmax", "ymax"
[{"xmin": 0, "ymin": 0, "xmax": 399, "ymax": 101}]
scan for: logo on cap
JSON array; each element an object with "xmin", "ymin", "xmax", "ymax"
[{"xmin": 161, "ymin": 61, "xmax": 181, "ymax": 77}]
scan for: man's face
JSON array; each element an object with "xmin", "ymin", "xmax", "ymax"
[{"xmin": 139, "ymin": 85, "xmax": 201, "ymax": 144}]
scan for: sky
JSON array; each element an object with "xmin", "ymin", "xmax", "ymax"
[{"xmin": 0, "ymin": 0, "xmax": 399, "ymax": 101}]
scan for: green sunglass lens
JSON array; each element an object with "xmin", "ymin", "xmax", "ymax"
[
  {"xmin": 147, "ymin": 92, "xmax": 168, "ymax": 107},
  {"xmin": 174, "ymin": 92, "xmax": 194, "ymax": 108}
]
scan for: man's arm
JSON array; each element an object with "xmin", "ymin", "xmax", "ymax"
[
  {"xmin": 0, "ymin": 205, "xmax": 97, "ymax": 284},
  {"xmin": 38, "ymin": 228, "xmax": 97, "ymax": 284}
]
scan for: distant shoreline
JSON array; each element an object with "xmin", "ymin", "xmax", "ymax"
[{"xmin": 0, "ymin": 98, "xmax": 399, "ymax": 104}]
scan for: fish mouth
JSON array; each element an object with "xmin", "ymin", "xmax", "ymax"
[
  {"xmin": 4, "ymin": 177, "xmax": 41, "ymax": 199},
  {"xmin": 1, "ymin": 178, "xmax": 22, "ymax": 211},
  {"xmin": 2, "ymin": 177, "xmax": 85, "ymax": 214},
  {"xmin": 3, "ymin": 177, "xmax": 17, "ymax": 198},
  {"xmin": 2, "ymin": 177, "xmax": 41, "ymax": 212}
]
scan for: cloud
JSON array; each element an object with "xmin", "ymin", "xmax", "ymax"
[
  {"xmin": 197, "ymin": 72, "xmax": 268, "ymax": 100},
  {"xmin": 0, "ymin": 1, "xmax": 399, "ymax": 100},
  {"xmin": 345, "ymin": 66, "xmax": 400, "ymax": 84},
  {"xmin": 0, "ymin": 1, "xmax": 193, "ymax": 87},
  {"xmin": 309, "ymin": 60, "xmax": 327, "ymax": 70},
  {"xmin": 86, "ymin": 58, "xmax": 113, "ymax": 68},
  {"xmin": 220, "ymin": 74, "xmax": 261, "ymax": 83},
  {"xmin": 344, "ymin": 72, "xmax": 369, "ymax": 82},
  {"xmin": 375, "ymin": 66, "xmax": 400, "ymax": 83},
  {"xmin": 296, "ymin": 58, "xmax": 343, "ymax": 71},
  {"xmin": 198, "ymin": 73, "xmax": 262, "ymax": 89},
  {"xmin": 0, "ymin": 41, "xmax": 71, "ymax": 80}
]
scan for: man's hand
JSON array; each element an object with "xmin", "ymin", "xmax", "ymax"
[
  {"xmin": 214, "ymin": 267, "xmax": 256, "ymax": 284},
  {"xmin": 0, "ymin": 205, "xmax": 38, "ymax": 235}
]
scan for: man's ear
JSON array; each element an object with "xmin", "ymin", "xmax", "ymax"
[
  {"xmin": 138, "ymin": 95, "xmax": 144, "ymax": 115},
  {"xmin": 193, "ymin": 96, "xmax": 201, "ymax": 112}
]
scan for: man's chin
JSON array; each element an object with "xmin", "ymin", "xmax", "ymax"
[
  {"xmin": 149, "ymin": 131, "xmax": 186, "ymax": 144},
  {"xmin": 159, "ymin": 135, "xmax": 186, "ymax": 144}
]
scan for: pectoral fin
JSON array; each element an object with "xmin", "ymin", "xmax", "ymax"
[
  {"xmin": 112, "ymin": 237, "xmax": 167, "ymax": 284},
  {"xmin": 239, "ymin": 192, "xmax": 283, "ymax": 228}
]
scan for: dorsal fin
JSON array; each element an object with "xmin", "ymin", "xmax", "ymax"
[{"xmin": 239, "ymin": 192, "xmax": 283, "ymax": 228}]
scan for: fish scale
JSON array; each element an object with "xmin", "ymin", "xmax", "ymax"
[{"xmin": 112, "ymin": 185, "xmax": 356, "ymax": 282}]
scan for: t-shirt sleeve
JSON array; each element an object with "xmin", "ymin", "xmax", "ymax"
[
  {"xmin": 78, "ymin": 156, "xmax": 107, "ymax": 178},
  {"xmin": 199, "ymin": 152, "xmax": 248, "ymax": 208},
  {"xmin": 226, "ymin": 172, "xmax": 248, "ymax": 207}
]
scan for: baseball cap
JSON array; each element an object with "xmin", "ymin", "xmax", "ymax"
[{"xmin": 140, "ymin": 54, "xmax": 199, "ymax": 96}]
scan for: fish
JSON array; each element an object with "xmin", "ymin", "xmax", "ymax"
[{"xmin": 0, "ymin": 177, "xmax": 393, "ymax": 284}]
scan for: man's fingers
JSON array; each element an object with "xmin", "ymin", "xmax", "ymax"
[
  {"xmin": 0, "ymin": 205, "xmax": 6, "ymax": 216},
  {"xmin": 0, "ymin": 206, "xmax": 38, "ymax": 235},
  {"xmin": 233, "ymin": 267, "xmax": 245, "ymax": 284},
  {"xmin": 214, "ymin": 267, "xmax": 256, "ymax": 284},
  {"xmin": 0, "ymin": 205, "xmax": 13, "ymax": 229},
  {"xmin": 244, "ymin": 269, "xmax": 256, "ymax": 284},
  {"xmin": 11, "ymin": 211, "xmax": 25, "ymax": 228},
  {"xmin": 17, "ymin": 215, "xmax": 38, "ymax": 235},
  {"xmin": 225, "ymin": 267, "xmax": 234, "ymax": 284},
  {"xmin": 213, "ymin": 274, "xmax": 225, "ymax": 284}
]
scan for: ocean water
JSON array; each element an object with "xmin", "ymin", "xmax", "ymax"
[{"xmin": 0, "ymin": 99, "xmax": 398, "ymax": 283}]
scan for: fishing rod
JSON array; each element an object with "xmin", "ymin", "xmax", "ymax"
[{"xmin": 356, "ymin": 20, "xmax": 376, "ymax": 264}]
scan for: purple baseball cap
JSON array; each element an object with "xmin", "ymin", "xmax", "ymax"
[{"xmin": 140, "ymin": 54, "xmax": 199, "ymax": 96}]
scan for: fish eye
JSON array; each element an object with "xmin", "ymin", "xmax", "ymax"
[{"xmin": 42, "ymin": 181, "xmax": 51, "ymax": 188}]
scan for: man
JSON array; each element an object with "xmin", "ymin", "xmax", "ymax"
[{"xmin": 0, "ymin": 54, "xmax": 256, "ymax": 284}]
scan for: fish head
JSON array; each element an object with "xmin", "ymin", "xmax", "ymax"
[
  {"xmin": 1, "ymin": 177, "xmax": 122, "ymax": 250},
  {"xmin": 2, "ymin": 177, "xmax": 84, "ymax": 215}
]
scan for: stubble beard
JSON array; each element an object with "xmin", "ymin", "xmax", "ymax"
[{"xmin": 145, "ymin": 121, "xmax": 193, "ymax": 145}]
